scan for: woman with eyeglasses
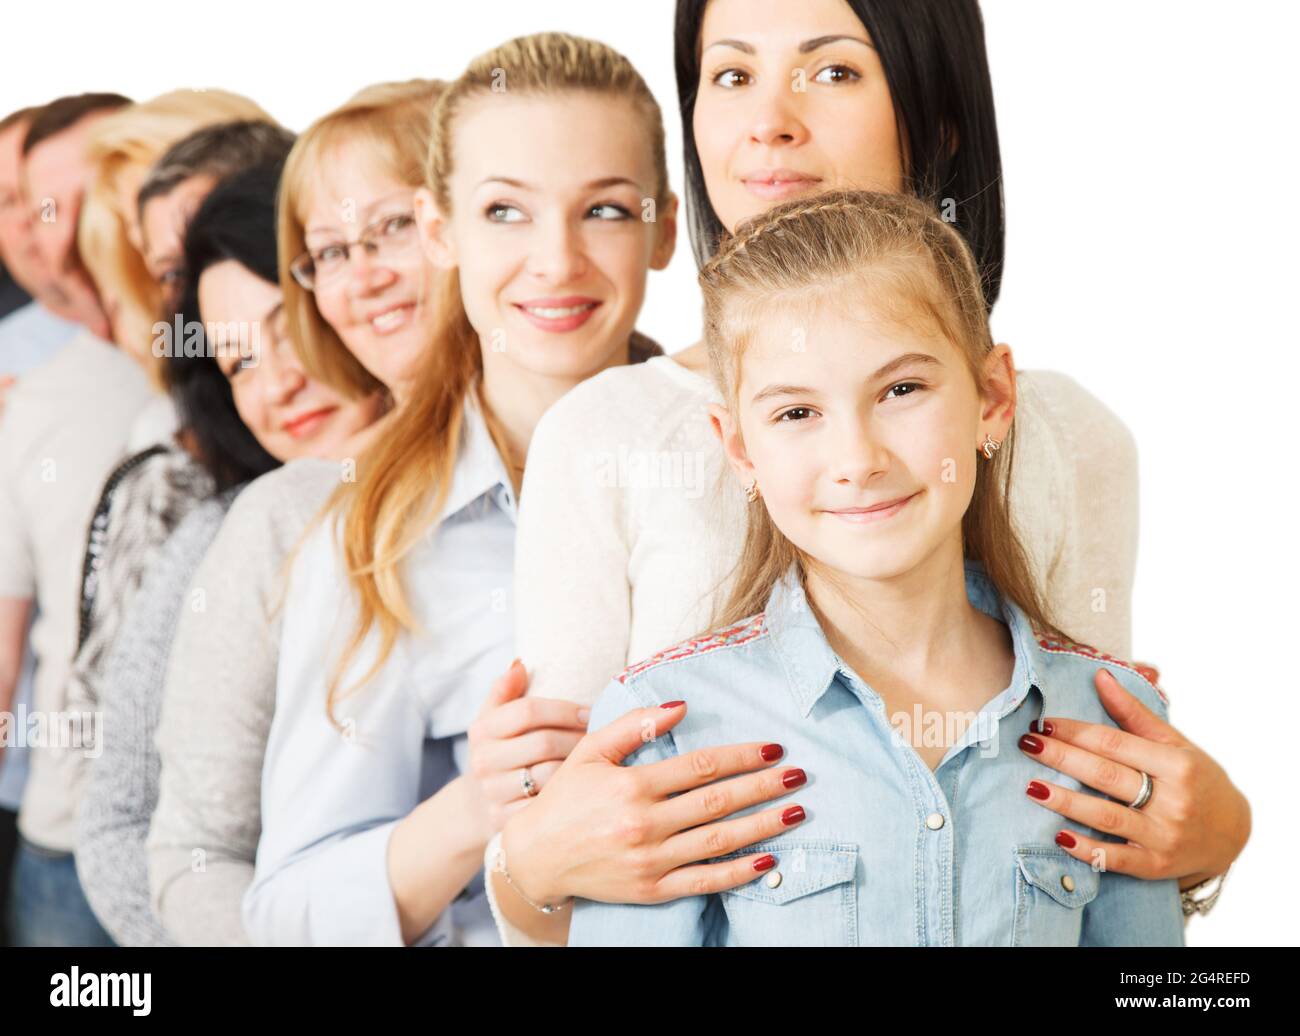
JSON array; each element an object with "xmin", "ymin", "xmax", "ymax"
[{"xmin": 146, "ymin": 81, "xmax": 442, "ymax": 946}]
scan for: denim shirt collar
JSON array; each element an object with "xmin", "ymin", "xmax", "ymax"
[{"xmin": 765, "ymin": 559, "xmax": 1051, "ymax": 723}]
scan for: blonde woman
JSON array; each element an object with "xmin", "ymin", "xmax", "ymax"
[
  {"xmin": 147, "ymin": 81, "xmax": 443, "ymax": 947},
  {"xmin": 243, "ymin": 32, "xmax": 675, "ymax": 946},
  {"xmin": 78, "ymin": 88, "xmax": 275, "ymax": 446}
]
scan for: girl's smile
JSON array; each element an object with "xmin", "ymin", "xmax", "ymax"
[{"xmin": 820, "ymin": 489, "xmax": 922, "ymax": 524}]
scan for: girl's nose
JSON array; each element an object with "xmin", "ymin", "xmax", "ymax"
[{"xmin": 830, "ymin": 421, "xmax": 890, "ymax": 487}]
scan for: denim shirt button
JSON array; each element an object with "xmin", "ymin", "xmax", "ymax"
[
  {"xmin": 1061, "ymin": 874, "xmax": 1076, "ymax": 892},
  {"xmin": 925, "ymin": 812, "xmax": 945, "ymax": 830},
  {"xmin": 765, "ymin": 870, "xmax": 783, "ymax": 889}
]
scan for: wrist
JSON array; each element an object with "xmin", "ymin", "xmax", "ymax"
[
  {"xmin": 498, "ymin": 813, "xmax": 563, "ymax": 907},
  {"xmin": 438, "ymin": 776, "xmax": 493, "ymax": 864},
  {"xmin": 1178, "ymin": 869, "xmax": 1221, "ymax": 892}
]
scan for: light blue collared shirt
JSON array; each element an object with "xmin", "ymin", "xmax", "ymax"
[
  {"xmin": 245, "ymin": 391, "xmax": 516, "ymax": 946},
  {"xmin": 0, "ymin": 302, "xmax": 80, "ymax": 810},
  {"xmin": 569, "ymin": 561, "xmax": 1185, "ymax": 947}
]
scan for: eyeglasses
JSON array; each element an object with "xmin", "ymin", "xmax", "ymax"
[{"xmin": 289, "ymin": 211, "xmax": 418, "ymax": 291}]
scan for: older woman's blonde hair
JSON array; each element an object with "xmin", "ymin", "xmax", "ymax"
[
  {"xmin": 276, "ymin": 80, "xmax": 446, "ymax": 400},
  {"xmin": 79, "ymin": 89, "xmax": 275, "ymax": 388}
]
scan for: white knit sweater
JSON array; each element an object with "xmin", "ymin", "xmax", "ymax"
[{"xmin": 488, "ymin": 354, "xmax": 1140, "ymax": 945}]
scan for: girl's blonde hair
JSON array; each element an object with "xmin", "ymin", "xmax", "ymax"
[
  {"xmin": 79, "ymin": 89, "xmax": 274, "ymax": 388},
  {"xmin": 277, "ymin": 79, "xmax": 446, "ymax": 399},
  {"xmin": 322, "ymin": 32, "xmax": 670, "ymax": 725},
  {"xmin": 700, "ymin": 188, "xmax": 1059, "ymax": 638}
]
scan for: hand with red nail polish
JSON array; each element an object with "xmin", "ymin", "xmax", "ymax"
[
  {"xmin": 494, "ymin": 698, "xmax": 807, "ymax": 944},
  {"xmin": 1017, "ymin": 665, "xmax": 1250, "ymax": 894}
]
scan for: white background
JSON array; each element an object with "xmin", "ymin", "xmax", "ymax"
[{"xmin": 6, "ymin": 0, "xmax": 1297, "ymax": 947}]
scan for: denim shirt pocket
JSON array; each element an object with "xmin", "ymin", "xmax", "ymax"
[
  {"xmin": 718, "ymin": 840, "xmax": 858, "ymax": 946},
  {"xmin": 1011, "ymin": 844, "xmax": 1100, "ymax": 946}
]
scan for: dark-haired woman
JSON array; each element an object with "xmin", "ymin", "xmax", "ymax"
[
  {"xmin": 485, "ymin": 0, "xmax": 1248, "ymax": 945},
  {"xmin": 75, "ymin": 160, "xmax": 384, "ymax": 946}
]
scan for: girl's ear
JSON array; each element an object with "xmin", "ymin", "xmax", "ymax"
[
  {"xmin": 414, "ymin": 186, "xmax": 456, "ymax": 269},
  {"xmin": 649, "ymin": 193, "xmax": 679, "ymax": 272},
  {"xmin": 980, "ymin": 342, "xmax": 1017, "ymax": 443},
  {"xmin": 707, "ymin": 401, "xmax": 756, "ymax": 485}
]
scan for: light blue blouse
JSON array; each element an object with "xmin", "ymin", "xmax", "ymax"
[
  {"xmin": 568, "ymin": 561, "xmax": 1186, "ymax": 947},
  {"xmin": 244, "ymin": 392, "xmax": 516, "ymax": 946}
]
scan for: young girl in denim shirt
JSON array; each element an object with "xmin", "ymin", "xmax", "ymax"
[{"xmin": 567, "ymin": 190, "xmax": 1185, "ymax": 947}]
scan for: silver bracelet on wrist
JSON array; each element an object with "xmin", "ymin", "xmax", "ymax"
[
  {"xmin": 490, "ymin": 834, "xmax": 573, "ymax": 915},
  {"xmin": 1180, "ymin": 864, "xmax": 1230, "ymax": 918}
]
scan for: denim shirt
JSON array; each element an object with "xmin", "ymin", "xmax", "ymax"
[{"xmin": 568, "ymin": 561, "xmax": 1185, "ymax": 947}]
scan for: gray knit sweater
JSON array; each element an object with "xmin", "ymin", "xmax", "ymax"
[
  {"xmin": 146, "ymin": 459, "xmax": 341, "ymax": 946},
  {"xmin": 74, "ymin": 490, "xmax": 239, "ymax": 946}
]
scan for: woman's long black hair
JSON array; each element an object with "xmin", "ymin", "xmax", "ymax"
[
  {"xmin": 674, "ymin": 0, "xmax": 1005, "ymax": 308},
  {"xmin": 167, "ymin": 161, "xmax": 288, "ymax": 491}
]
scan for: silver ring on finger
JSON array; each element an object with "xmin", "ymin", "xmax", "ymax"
[
  {"xmin": 1128, "ymin": 769, "xmax": 1153, "ymax": 811},
  {"xmin": 521, "ymin": 767, "xmax": 538, "ymax": 798}
]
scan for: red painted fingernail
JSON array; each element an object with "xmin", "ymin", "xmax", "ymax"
[
  {"xmin": 1055, "ymin": 831, "xmax": 1077, "ymax": 849},
  {"xmin": 781, "ymin": 805, "xmax": 805, "ymax": 826},
  {"xmin": 1029, "ymin": 719, "xmax": 1054, "ymax": 736},
  {"xmin": 1026, "ymin": 780, "xmax": 1050, "ymax": 800},
  {"xmin": 753, "ymin": 854, "xmax": 776, "ymax": 872},
  {"xmin": 1135, "ymin": 663, "xmax": 1160, "ymax": 685},
  {"xmin": 781, "ymin": 768, "xmax": 806, "ymax": 789},
  {"xmin": 660, "ymin": 700, "xmax": 685, "ymax": 709},
  {"xmin": 1019, "ymin": 734, "xmax": 1044, "ymax": 755},
  {"xmin": 760, "ymin": 743, "xmax": 784, "ymax": 762}
]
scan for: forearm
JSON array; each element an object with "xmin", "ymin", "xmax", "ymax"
[
  {"xmin": 387, "ymin": 775, "xmax": 490, "ymax": 945},
  {"xmin": 0, "ymin": 596, "xmax": 32, "ymax": 714},
  {"xmin": 75, "ymin": 808, "xmax": 171, "ymax": 947},
  {"xmin": 152, "ymin": 849, "xmax": 253, "ymax": 946}
]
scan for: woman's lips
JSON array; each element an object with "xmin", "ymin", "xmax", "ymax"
[
  {"xmin": 513, "ymin": 297, "xmax": 602, "ymax": 333},
  {"xmin": 822, "ymin": 490, "xmax": 921, "ymax": 525},
  {"xmin": 741, "ymin": 170, "xmax": 823, "ymax": 202},
  {"xmin": 282, "ymin": 406, "xmax": 337, "ymax": 439},
  {"xmin": 368, "ymin": 302, "xmax": 415, "ymax": 335}
]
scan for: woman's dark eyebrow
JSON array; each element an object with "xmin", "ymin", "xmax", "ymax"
[
  {"xmin": 799, "ymin": 35, "xmax": 875, "ymax": 54},
  {"xmin": 702, "ymin": 38, "xmax": 755, "ymax": 55},
  {"xmin": 703, "ymin": 35, "xmax": 876, "ymax": 56}
]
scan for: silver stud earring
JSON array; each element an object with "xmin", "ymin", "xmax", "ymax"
[{"xmin": 981, "ymin": 433, "xmax": 1001, "ymax": 459}]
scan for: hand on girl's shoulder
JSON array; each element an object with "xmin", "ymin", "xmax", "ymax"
[
  {"xmin": 1032, "ymin": 625, "xmax": 1170, "ymax": 719},
  {"xmin": 586, "ymin": 614, "xmax": 770, "ymax": 752}
]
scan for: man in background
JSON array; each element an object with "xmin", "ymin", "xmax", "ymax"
[
  {"xmin": 0, "ymin": 92, "xmax": 154, "ymax": 946},
  {"xmin": 0, "ymin": 102, "xmax": 87, "ymax": 946}
]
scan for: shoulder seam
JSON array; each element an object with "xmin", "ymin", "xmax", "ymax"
[
  {"xmin": 616, "ymin": 614, "xmax": 767, "ymax": 685},
  {"xmin": 1032, "ymin": 627, "xmax": 1168, "ymax": 706}
]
